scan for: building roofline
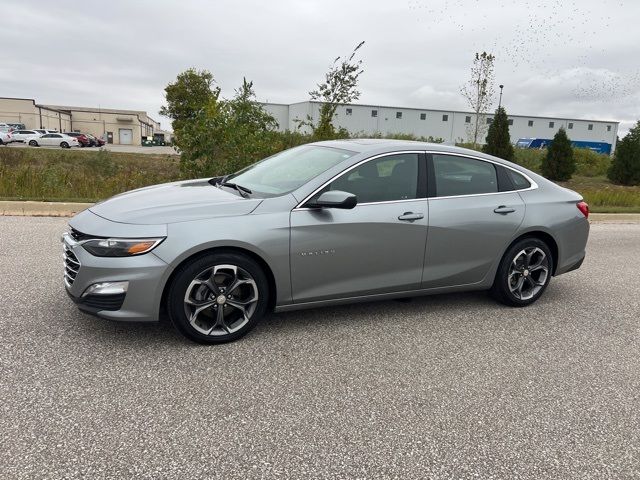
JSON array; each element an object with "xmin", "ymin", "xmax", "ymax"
[{"xmin": 268, "ymin": 100, "xmax": 620, "ymax": 125}]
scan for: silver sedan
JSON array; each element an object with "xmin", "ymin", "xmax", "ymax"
[{"xmin": 62, "ymin": 140, "xmax": 590, "ymax": 344}]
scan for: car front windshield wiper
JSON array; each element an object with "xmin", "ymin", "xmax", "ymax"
[{"xmin": 218, "ymin": 181, "xmax": 252, "ymax": 198}]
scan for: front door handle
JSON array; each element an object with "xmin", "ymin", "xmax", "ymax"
[
  {"xmin": 398, "ymin": 212, "xmax": 424, "ymax": 221},
  {"xmin": 494, "ymin": 205, "xmax": 516, "ymax": 214}
]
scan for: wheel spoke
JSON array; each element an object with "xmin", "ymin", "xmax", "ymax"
[
  {"xmin": 227, "ymin": 278, "xmax": 252, "ymax": 295},
  {"xmin": 212, "ymin": 304, "xmax": 230, "ymax": 333},
  {"xmin": 188, "ymin": 300, "xmax": 217, "ymax": 325}
]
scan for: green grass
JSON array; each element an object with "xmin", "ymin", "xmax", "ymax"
[
  {"xmin": 1, "ymin": 145, "xmax": 639, "ymax": 212},
  {"xmin": 0, "ymin": 147, "xmax": 180, "ymax": 202}
]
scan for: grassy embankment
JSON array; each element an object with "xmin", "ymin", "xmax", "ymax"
[{"xmin": 1, "ymin": 145, "xmax": 639, "ymax": 212}]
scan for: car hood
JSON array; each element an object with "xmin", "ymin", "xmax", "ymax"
[{"xmin": 89, "ymin": 179, "xmax": 262, "ymax": 224}]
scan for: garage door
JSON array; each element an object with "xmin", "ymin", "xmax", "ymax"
[{"xmin": 119, "ymin": 128, "xmax": 133, "ymax": 145}]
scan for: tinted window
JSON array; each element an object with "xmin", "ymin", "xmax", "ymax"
[
  {"xmin": 52, "ymin": 134, "xmax": 62, "ymax": 138},
  {"xmin": 327, "ymin": 153, "xmax": 419, "ymax": 204},
  {"xmin": 432, "ymin": 154, "xmax": 497, "ymax": 197},
  {"xmin": 41, "ymin": 134, "xmax": 53, "ymax": 138},
  {"xmin": 507, "ymin": 169, "xmax": 531, "ymax": 190}
]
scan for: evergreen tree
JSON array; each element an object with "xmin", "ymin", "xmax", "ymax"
[
  {"xmin": 482, "ymin": 106, "xmax": 514, "ymax": 161},
  {"xmin": 608, "ymin": 121, "xmax": 640, "ymax": 185},
  {"xmin": 541, "ymin": 127, "xmax": 575, "ymax": 181}
]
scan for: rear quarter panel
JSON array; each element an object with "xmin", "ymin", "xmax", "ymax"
[{"xmin": 517, "ymin": 184, "xmax": 589, "ymax": 275}]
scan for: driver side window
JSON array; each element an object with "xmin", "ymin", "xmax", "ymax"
[{"xmin": 326, "ymin": 153, "xmax": 420, "ymax": 204}]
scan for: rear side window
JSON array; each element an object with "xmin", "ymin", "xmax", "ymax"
[
  {"xmin": 507, "ymin": 169, "xmax": 531, "ymax": 189},
  {"xmin": 431, "ymin": 154, "xmax": 497, "ymax": 197}
]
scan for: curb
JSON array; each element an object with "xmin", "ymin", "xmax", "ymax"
[
  {"xmin": 0, "ymin": 201, "xmax": 93, "ymax": 217},
  {"xmin": 1, "ymin": 201, "xmax": 639, "ymax": 223}
]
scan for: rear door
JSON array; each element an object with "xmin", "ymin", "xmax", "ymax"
[
  {"xmin": 290, "ymin": 152, "xmax": 429, "ymax": 303},
  {"xmin": 422, "ymin": 153, "xmax": 525, "ymax": 288}
]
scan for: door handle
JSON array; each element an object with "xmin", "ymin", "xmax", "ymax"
[
  {"xmin": 398, "ymin": 212, "xmax": 424, "ymax": 221},
  {"xmin": 494, "ymin": 205, "xmax": 516, "ymax": 214}
]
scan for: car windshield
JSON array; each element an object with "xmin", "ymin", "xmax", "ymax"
[{"xmin": 224, "ymin": 145, "xmax": 356, "ymax": 197}]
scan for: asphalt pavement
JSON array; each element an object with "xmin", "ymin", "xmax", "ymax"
[{"xmin": 1, "ymin": 216, "xmax": 639, "ymax": 479}]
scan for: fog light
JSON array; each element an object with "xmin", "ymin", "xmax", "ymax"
[{"xmin": 82, "ymin": 281, "xmax": 129, "ymax": 297}]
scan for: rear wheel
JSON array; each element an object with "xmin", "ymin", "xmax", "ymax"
[
  {"xmin": 167, "ymin": 252, "xmax": 269, "ymax": 344},
  {"xmin": 491, "ymin": 238, "xmax": 552, "ymax": 307},
  {"xmin": 60, "ymin": 142, "xmax": 69, "ymax": 149},
  {"xmin": 28, "ymin": 140, "xmax": 39, "ymax": 147}
]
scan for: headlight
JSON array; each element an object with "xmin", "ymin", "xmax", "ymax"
[{"xmin": 81, "ymin": 238, "xmax": 164, "ymax": 257}]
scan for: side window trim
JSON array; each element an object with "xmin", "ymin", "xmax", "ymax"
[{"xmin": 425, "ymin": 152, "xmax": 537, "ymax": 199}]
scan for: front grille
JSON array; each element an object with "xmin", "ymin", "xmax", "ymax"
[
  {"xmin": 63, "ymin": 243, "xmax": 80, "ymax": 286},
  {"xmin": 82, "ymin": 293, "xmax": 126, "ymax": 311}
]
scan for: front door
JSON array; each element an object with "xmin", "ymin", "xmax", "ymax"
[
  {"xmin": 290, "ymin": 152, "xmax": 429, "ymax": 303},
  {"xmin": 422, "ymin": 153, "xmax": 525, "ymax": 288}
]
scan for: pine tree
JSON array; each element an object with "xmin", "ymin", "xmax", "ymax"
[
  {"xmin": 608, "ymin": 121, "xmax": 640, "ymax": 186},
  {"xmin": 541, "ymin": 127, "xmax": 575, "ymax": 181},
  {"xmin": 482, "ymin": 106, "xmax": 514, "ymax": 161}
]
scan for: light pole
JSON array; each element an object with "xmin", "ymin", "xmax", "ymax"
[{"xmin": 498, "ymin": 84, "xmax": 504, "ymax": 108}]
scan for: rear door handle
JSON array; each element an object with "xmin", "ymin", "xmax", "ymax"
[
  {"xmin": 398, "ymin": 212, "xmax": 424, "ymax": 221},
  {"xmin": 494, "ymin": 205, "xmax": 516, "ymax": 214}
]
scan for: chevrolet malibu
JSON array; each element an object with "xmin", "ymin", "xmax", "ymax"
[{"xmin": 63, "ymin": 140, "xmax": 590, "ymax": 344}]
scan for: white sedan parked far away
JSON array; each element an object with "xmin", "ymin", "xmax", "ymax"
[
  {"xmin": 27, "ymin": 133, "xmax": 80, "ymax": 148},
  {"xmin": 9, "ymin": 130, "xmax": 42, "ymax": 143}
]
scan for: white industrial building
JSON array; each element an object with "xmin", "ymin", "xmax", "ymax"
[{"xmin": 262, "ymin": 101, "xmax": 619, "ymax": 151}]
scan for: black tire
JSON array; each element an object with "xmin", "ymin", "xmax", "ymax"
[
  {"xmin": 491, "ymin": 237, "xmax": 553, "ymax": 307},
  {"xmin": 167, "ymin": 251, "xmax": 269, "ymax": 344},
  {"xmin": 60, "ymin": 142, "xmax": 69, "ymax": 149},
  {"xmin": 28, "ymin": 140, "xmax": 39, "ymax": 147}
]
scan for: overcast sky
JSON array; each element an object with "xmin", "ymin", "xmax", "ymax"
[{"xmin": 2, "ymin": 0, "xmax": 638, "ymax": 134}]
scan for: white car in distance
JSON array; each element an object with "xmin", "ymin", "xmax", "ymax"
[{"xmin": 28, "ymin": 133, "xmax": 80, "ymax": 148}]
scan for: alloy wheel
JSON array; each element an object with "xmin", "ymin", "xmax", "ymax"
[
  {"xmin": 508, "ymin": 247, "xmax": 549, "ymax": 300},
  {"xmin": 183, "ymin": 264, "xmax": 259, "ymax": 336}
]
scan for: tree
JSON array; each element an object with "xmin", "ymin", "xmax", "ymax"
[
  {"xmin": 175, "ymin": 76, "xmax": 279, "ymax": 178},
  {"xmin": 482, "ymin": 106, "xmax": 514, "ymax": 161},
  {"xmin": 541, "ymin": 127, "xmax": 575, "ymax": 181},
  {"xmin": 608, "ymin": 121, "xmax": 640, "ymax": 185},
  {"xmin": 307, "ymin": 41, "xmax": 365, "ymax": 140},
  {"xmin": 461, "ymin": 52, "xmax": 495, "ymax": 147},
  {"xmin": 160, "ymin": 68, "xmax": 219, "ymax": 133}
]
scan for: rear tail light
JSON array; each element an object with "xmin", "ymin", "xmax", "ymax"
[{"xmin": 577, "ymin": 201, "xmax": 589, "ymax": 219}]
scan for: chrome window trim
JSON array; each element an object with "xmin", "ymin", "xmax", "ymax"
[
  {"xmin": 292, "ymin": 149, "xmax": 539, "ymax": 211},
  {"xmin": 293, "ymin": 150, "xmax": 425, "ymax": 211}
]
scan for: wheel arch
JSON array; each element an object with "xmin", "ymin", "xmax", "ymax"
[
  {"xmin": 159, "ymin": 245, "xmax": 278, "ymax": 315},
  {"xmin": 507, "ymin": 230, "xmax": 559, "ymax": 275}
]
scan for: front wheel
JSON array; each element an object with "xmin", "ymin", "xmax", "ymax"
[
  {"xmin": 167, "ymin": 252, "xmax": 269, "ymax": 344},
  {"xmin": 491, "ymin": 238, "xmax": 552, "ymax": 307},
  {"xmin": 28, "ymin": 140, "xmax": 39, "ymax": 147},
  {"xmin": 60, "ymin": 142, "xmax": 69, "ymax": 149}
]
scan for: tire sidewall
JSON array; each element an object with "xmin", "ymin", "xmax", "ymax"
[
  {"xmin": 167, "ymin": 252, "xmax": 269, "ymax": 344},
  {"xmin": 494, "ymin": 238, "xmax": 553, "ymax": 307}
]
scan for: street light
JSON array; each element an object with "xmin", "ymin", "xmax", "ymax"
[{"xmin": 498, "ymin": 84, "xmax": 504, "ymax": 108}]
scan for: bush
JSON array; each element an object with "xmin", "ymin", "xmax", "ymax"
[
  {"xmin": 573, "ymin": 148, "xmax": 610, "ymax": 177},
  {"xmin": 541, "ymin": 127, "xmax": 575, "ymax": 181},
  {"xmin": 482, "ymin": 106, "xmax": 514, "ymax": 161},
  {"xmin": 608, "ymin": 121, "xmax": 640, "ymax": 186}
]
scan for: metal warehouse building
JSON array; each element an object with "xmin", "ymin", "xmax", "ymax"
[
  {"xmin": 263, "ymin": 101, "xmax": 620, "ymax": 152},
  {"xmin": 0, "ymin": 97, "xmax": 161, "ymax": 146}
]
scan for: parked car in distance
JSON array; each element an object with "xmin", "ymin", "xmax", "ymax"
[
  {"xmin": 9, "ymin": 130, "xmax": 42, "ymax": 143},
  {"xmin": 85, "ymin": 134, "xmax": 100, "ymax": 147},
  {"xmin": 34, "ymin": 129, "xmax": 59, "ymax": 135},
  {"xmin": 7, "ymin": 123, "xmax": 26, "ymax": 131},
  {"xmin": 63, "ymin": 132, "xmax": 91, "ymax": 147},
  {"xmin": 95, "ymin": 135, "xmax": 106, "ymax": 147},
  {"xmin": 62, "ymin": 139, "xmax": 590, "ymax": 345},
  {"xmin": 0, "ymin": 130, "xmax": 13, "ymax": 145},
  {"xmin": 28, "ymin": 133, "xmax": 80, "ymax": 148}
]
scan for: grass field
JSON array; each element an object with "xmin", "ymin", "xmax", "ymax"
[{"xmin": 1, "ymin": 145, "xmax": 639, "ymax": 212}]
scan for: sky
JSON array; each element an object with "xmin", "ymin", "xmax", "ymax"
[{"xmin": 2, "ymin": 0, "xmax": 639, "ymax": 134}]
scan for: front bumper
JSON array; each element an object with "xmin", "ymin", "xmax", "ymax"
[{"xmin": 62, "ymin": 229, "xmax": 169, "ymax": 322}]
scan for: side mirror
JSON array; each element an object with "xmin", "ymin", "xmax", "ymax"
[{"xmin": 308, "ymin": 190, "xmax": 357, "ymax": 209}]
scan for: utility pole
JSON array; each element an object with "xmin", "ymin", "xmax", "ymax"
[{"xmin": 498, "ymin": 84, "xmax": 504, "ymax": 108}]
